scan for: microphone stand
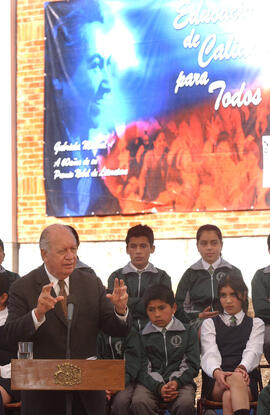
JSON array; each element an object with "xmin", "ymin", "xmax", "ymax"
[{"xmin": 66, "ymin": 295, "xmax": 75, "ymax": 415}]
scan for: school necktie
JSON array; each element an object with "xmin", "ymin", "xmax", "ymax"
[
  {"xmin": 230, "ymin": 315, "xmax": 237, "ymax": 327},
  {"xmin": 161, "ymin": 328, "xmax": 167, "ymax": 336},
  {"xmin": 208, "ymin": 265, "xmax": 214, "ymax": 276},
  {"xmin": 58, "ymin": 280, "xmax": 67, "ymax": 317}
]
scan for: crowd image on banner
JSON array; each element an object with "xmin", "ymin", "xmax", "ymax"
[{"xmin": 101, "ymin": 93, "xmax": 270, "ymax": 213}]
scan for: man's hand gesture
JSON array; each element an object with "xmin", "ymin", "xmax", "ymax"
[
  {"xmin": 34, "ymin": 282, "xmax": 64, "ymax": 322},
  {"xmin": 106, "ymin": 278, "xmax": 128, "ymax": 315}
]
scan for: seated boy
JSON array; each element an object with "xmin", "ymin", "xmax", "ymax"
[
  {"xmin": 97, "ymin": 327, "xmax": 141, "ymax": 415},
  {"xmin": 0, "ymin": 239, "xmax": 20, "ymax": 290},
  {"xmin": 252, "ymin": 234, "xmax": 270, "ymax": 364},
  {"xmin": 108, "ymin": 224, "xmax": 171, "ymax": 331},
  {"xmin": 131, "ymin": 284, "xmax": 200, "ymax": 415}
]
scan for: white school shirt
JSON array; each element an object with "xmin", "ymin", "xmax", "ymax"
[
  {"xmin": 151, "ymin": 317, "xmax": 174, "ymax": 332},
  {"xmin": 201, "ymin": 310, "xmax": 265, "ymax": 378},
  {"xmin": 129, "ymin": 262, "xmax": 150, "ymax": 273},
  {"xmin": 0, "ymin": 307, "xmax": 11, "ymax": 378},
  {"xmin": 201, "ymin": 257, "xmax": 221, "ymax": 271}
]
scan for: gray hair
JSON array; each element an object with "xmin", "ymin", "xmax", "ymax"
[
  {"xmin": 39, "ymin": 224, "xmax": 75, "ymax": 251},
  {"xmin": 39, "ymin": 227, "xmax": 51, "ymax": 251}
]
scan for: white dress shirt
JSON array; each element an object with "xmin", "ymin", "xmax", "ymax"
[
  {"xmin": 201, "ymin": 310, "xmax": 265, "ymax": 377},
  {"xmin": 0, "ymin": 307, "xmax": 8, "ymax": 327},
  {"xmin": 152, "ymin": 317, "xmax": 174, "ymax": 332},
  {"xmin": 201, "ymin": 257, "xmax": 221, "ymax": 271},
  {"xmin": 0, "ymin": 307, "xmax": 11, "ymax": 378},
  {"xmin": 129, "ymin": 261, "xmax": 150, "ymax": 273}
]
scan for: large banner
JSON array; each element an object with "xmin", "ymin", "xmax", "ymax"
[{"xmin": 44, "ymin": 0, "xmax": 270, "ymax": 217}]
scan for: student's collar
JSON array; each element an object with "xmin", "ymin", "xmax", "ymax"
[
  {"xmin": 129, "ymin": 261, "xmax": 150, "ymax": 273},
  {"xmin": 152, "ymin": 317, "xmax": 174, "ymax": 332},
  {"xmin": 224, "ymin": 309, "xmax": 244, "ymax": 320},
  {"xmin": 202, "ymin": 257, "xmax": 221, "ymax": 270},
  {"xmin": 0, "ymin": 265, "xmax": 6, "ymax": 273},
  {"xmin": 44, "ymin": 264, "xmax": 70, "ymax": 290}
]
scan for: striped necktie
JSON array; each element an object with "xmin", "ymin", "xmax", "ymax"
[
  {"xmin": 230, "ymin": 315, "xmax": 237, "ymax": 327},
  {"xmin": 208, "ymin": 265, "xmax": 214, "ymax": 276},
  {"xmin": 58, "ymin": 280, "xmax": 67, "ymax": 317}
]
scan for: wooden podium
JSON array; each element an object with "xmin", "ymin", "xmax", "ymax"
[{"xmin": 11, "ymin": 359, "xmax": 125, "ymax": 391}]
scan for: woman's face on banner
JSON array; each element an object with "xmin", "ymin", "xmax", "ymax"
[{"xmin": 61, "ymin": 21, "xmax": 113, "ymax": 135}]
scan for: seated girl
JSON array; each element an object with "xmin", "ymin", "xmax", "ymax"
[{"xmin": 200, "ymin": 274, "xmax": 264, "ymax": 415}]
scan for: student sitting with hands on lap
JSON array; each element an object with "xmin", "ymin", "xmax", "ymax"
[{"xmin": 200, "ymin": 274, "xmax": 264, "ymax": 415}]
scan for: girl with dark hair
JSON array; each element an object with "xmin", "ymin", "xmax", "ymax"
[
  {"xmin": 200, "ymin": 274, "xmax": 264, "ymax": 415},
  {"xmin": 175, "ymin": 224, "xmax": 243, "ymax": 330}
]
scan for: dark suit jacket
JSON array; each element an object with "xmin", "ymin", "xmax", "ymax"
[{"xmin": 6, "ymin": 265, "xmax": 131, "ymax": 415}]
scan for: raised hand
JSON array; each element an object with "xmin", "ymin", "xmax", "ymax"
[
  {"xmin": 34, "ymin": 282, "xmax": 64, "ymax": 321},
  {"xmin": 106, "ymin": 278, "xmax": 128, "ymax": 315},
  {"xmin": 199, "ymin": 306, "xmax": 219, "ymax": 319}
]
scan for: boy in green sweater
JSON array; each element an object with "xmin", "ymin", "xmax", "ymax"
[
  {"xmin": 97, "ymin": 327, "xmax": 141, "ymax": 415},
  {"xmin": 131, "ymin": 284, "xmax": 200, "ymax": 415},
  {"xmin": 257, "ymin": 383, "xmax": 270, "ymax": 415},
  {"xmin": 108, "ymin": 224, "xmax": 171, "ymax": 331}
]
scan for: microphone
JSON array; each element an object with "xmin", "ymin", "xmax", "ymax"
[
  {"xmin": 66, "ymin": 294, "xmax": 76, "ymax": 360},
  {"xmin": 67, "ymin": 294, "xmax": 76, "ymax": 322}
]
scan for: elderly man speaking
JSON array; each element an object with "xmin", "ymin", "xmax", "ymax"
[{"xmin": 5, "ymin": 224, "xmax": 131, "ymax": 415}]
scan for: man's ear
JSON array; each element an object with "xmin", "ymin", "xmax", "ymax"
[
  {"xmin": 172, "ymin": 303, "xmax": 177, "ymax": 314},
  {"xmin": 150, "ymin": 244, "xmax": 155, "ymax": 254},
  {"xmin": 40, "ymin": 249, "xmax": 47, "ymax": 263}
]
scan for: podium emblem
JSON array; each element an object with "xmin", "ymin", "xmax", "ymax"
[{"xmin": 54, "ymin": 362, "xmax": 81, "ymax": 386}]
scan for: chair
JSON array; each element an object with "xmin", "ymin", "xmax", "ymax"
[
  {"xmin": 257, "ymin": 364, "xmax": 270, "ymax": 391},
  {"xmin": 196, "ymin": 366, "xmax": 264, "ymax": 415}
]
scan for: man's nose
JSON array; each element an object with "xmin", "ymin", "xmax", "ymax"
[
  {"xmin": 66, "ymin": 249, "xmax": 75, "ymax": 259},
  {"xmin": 100, "ymin": 64, "xmax": 112, "ymax": 93}
]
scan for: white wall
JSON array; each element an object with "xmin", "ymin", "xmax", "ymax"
[
  {"xmin": 19, "ymin": 236, "xmax": 270, "ymax": 293},
  {"xmin": 0, "ymin": 2, "xmax": 13, "ymax": 270}
]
